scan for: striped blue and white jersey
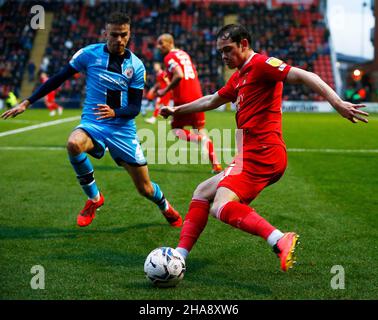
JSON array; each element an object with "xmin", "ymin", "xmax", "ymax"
[{"xmin": 69, "ymin": 43, "xmax": 145, "ymax": 125}]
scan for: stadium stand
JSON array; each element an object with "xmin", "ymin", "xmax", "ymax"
[
  {"xmin": 0, "ymin": 1, "xmax": 37, "ymax": 99},
  {"xmin": 1, "ymin": 0, "xmax": 341, "ymax": 106}
]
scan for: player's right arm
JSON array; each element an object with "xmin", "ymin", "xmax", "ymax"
[
  {"xmin": 1, "ymin": 64, "xmax": 78, "ymax": 119},
  {"xmin": 1, "ymin": 47, "xmax": 89, "ymax": 120},
  {"xmin": 160, "ymin": 92, "xmax": 229, "ymax": 118}
]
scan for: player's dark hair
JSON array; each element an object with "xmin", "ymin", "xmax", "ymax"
[
  {"xmin": 216, "ymin": 24, "xmax": 252, "ymax": 46},
  {"xmin": 106, "ymin": 12, "xmax": 131, "ymax": 25}
]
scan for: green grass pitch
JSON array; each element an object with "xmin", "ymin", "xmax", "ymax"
[{"xmin": 0, "ymin": 109, "xmax": 377, "ymax": 300}]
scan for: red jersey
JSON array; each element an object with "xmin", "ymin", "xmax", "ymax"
[
  {"xmin": 164, "ymin": 49, "xmax": 203, "ymax": 105},
  {"xmin": 218, "ymin": 53, "xmax": 291, "ymax": 145}
]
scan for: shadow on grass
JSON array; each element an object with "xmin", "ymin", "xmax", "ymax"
[
  {"xmin": 0, "ymin": 223, "xmax": 165, "ymax": 240},
  {"xmin": 93, "ymin": 164, "xmax": 207, "ymax": 175},
  {"xmin": 126, "ymin": 257, "xmax": 272, "ymax": 297}
]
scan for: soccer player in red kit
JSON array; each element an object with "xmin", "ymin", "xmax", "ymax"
[
  {"xmin": 40, "ymin": 73, "xmax": 64, "ymax": 116},
  {"xmin": 156, "ymin": 34, "xmax": 222, "ymax": 174},
  {"xmin": 160, "ymin": 24, "xmax": 368, "ymax": 273},
  {"xmin": 145, "ymin": 62, "xmax": 172, "ymax": 124}
]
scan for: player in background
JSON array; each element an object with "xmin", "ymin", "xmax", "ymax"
[
  {"xmin": 160, "ymin": 24, "xmax": 368, "ymax": 272},
  {"xmin": 1, "ymin": 12, "xmax": 182, "ymax": 228},
  {"xmin": 40, "ymin": 72, "xmax": 64, "ymax": 116},
  {"xmin": 145, "ymin": 62, "xmax": 172, "ymax": 124},
  {"xmin": 156, "ymin": 34, "xmax": 223, "ymax": 174}
]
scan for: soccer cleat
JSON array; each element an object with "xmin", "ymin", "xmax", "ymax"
[
  {"xmin": 211, "ymin": 164, "xmax": 223, "ymax": 174},
  {"xmin": 145, "ymin": 117, "xmax": 156, "ymax": 124},
  {"xmin": 273, "ymin": 232, "xmax": 299, "ymax": 272},
  {"xmin": 162, "ymin": 201, "xmax": 182, "ymax": 228},
  {"xmin": 77, "ymin": 193, "xmax": 105, "ymax": 227}
]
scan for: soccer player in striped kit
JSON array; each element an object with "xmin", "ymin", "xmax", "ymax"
[{"xmin": 2, "ymin": 13, "xmax": 182, "ymax": 228}]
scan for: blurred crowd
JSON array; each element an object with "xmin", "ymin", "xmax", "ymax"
[
  {"xmin": 1, "ymin": 0, "xmax": 372, "ymax": 106},
  {"xmin": 0, "ymin": 1, "xmax": 36, "ymax": 99}
]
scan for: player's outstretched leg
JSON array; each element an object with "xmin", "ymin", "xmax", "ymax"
[
  {"xmin": 175, "ymin": 173, "xmax": 222, "ymax": 259},
  {"xmin": 213, "ymin": 194, "xmax": 299, "ymax": 272},
  {"xmin": 175, "ymin": 198, "xmax": 210, "ymax": 259}
]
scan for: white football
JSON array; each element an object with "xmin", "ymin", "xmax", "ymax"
[{"xmin": 144, "ymin": 247, "xmax": 186, "ymax": 287}]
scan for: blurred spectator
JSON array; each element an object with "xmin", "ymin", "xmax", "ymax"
[
  {"xmin": 4, "ymin": 90, "xmax": 18, "ymax": 109},
  {"xmin": 27, "ymin": 60, "xmax": 36, "ymax": 82}
]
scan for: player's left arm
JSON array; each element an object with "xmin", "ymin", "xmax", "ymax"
[
  {"xmin": 286, "ymin": 67, "xmax": 368, "ymax": 123},
  {"xmin": 95, "ymin": 62, "xmax": 145, "ymax": 120},
  {"xmin": 95, "ymin": 88, "xmax": 143, "ymax": 120},
  {"xmin": 157, "ymin": 66, "xmax": 183, "ymax": 97}
]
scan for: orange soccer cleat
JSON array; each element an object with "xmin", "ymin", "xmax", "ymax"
[
  {"xmin": 162, "ymin": 201, "xmax": 183, "ymax": 228},
  {"xmin": 211, "ymin": 164, "xmax": 223, "ymax": 174},
  {"xmin": 77, "ymin": 193, "xmax": 105, "ymax": 227},
  {"xmin": 273, "ymin": 232, "xmax": 300, "ymax": 272}
]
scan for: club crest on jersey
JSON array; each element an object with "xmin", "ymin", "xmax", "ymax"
[
  {"xmin": 124, "ymin": 67, "xmax": 134, "ymax": 79},
  {"xmin": 266, "ymin": 57, "xmax": 284, "ymax": 68}
]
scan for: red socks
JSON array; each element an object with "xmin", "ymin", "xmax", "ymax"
[
  {"xmin": 174, "ymin": 129, "xmax": 202, "ymax": 143},
  {"xmin": 174, "ymin": 130, "xmax": 219, "ymax": 165},
  {"xmin": 205, "ymin": 138, "xmax": 218, "ymax": 165},
  {"xmin": 177, "ymin": 199, "xmax": 210, "ymax": 252},
  {"xmin": 218, "ymin": 201, "xmax": 275, "ymax": 240},
  {"xmin": 153, "ymin": 105, "xmax": 160, "ymax": 117}
]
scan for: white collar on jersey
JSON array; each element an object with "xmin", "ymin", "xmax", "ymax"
[{"xmin": 240, "ymin": 52, "xmax": 256, "ymax": 70}]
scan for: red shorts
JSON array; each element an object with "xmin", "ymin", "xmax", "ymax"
[
  {"xmin": 157, "ymin": 94, "xmax": 172, "ymax": 106},
  {"xmin": 171, "ymin": 112, "xmax": 205, "ymax": 129},
  {"xmin": 217, "ymin": 141, "xmax": 287, "ymax": 204}
]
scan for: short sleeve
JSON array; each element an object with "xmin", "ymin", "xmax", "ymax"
[
  {"xmin": 164, "ymin": 54, "xmax": 180, "ymax": 73},
  {"xmin": 130, "ymin": 62, "xmax": 146, "ymax": 90},
  {"xmin": 217, "ymin": 72, "xmax": 238, "ymax": 102},
  {"xmin": 69, "ymin": 48, "xmax": 88, "ymax": 72},
  {"xmin": 256, "ymin": 56, "xmax": 291, "ymax": 82}
]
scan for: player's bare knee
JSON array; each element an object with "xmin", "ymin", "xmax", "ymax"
[
  {"xmin": 66, "ymin": 139, "xmax": 83, "ymax": 155},
  {"xmin": 193, "ymin": 182, "xmax": 212, "ymax": 201},
  {"xmin": 209, "ymin": 203, "xmax": 220, "ymax": 218}
]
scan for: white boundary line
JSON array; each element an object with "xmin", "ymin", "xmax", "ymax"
[
  {"xmin": 0, "ymin": 146, "xmax": 377, "ymax": 153},
  {"xmin": 0, "ymin": 116, "xmax": 80, "ymax": 138}
]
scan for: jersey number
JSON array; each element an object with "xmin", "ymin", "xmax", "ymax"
[{"xmin": 171, "ymin": 52, "xmax": 195, "ymax": 80}]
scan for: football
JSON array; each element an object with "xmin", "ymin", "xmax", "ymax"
[{"xmin": 144, "ymin": 247, "xmax": 186, "ymax": 287}]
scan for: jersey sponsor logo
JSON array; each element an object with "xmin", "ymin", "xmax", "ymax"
[
  {"xmin": 124, "ymin": 67, "xmax": 134, "ymax": 79},
  {"xmin": 99, "ymin": 73, "xmax": 127, "ymax": 87},
  {"xmin": 265, "ymin": 57, "xmax": 284, "ymax": 68}
]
